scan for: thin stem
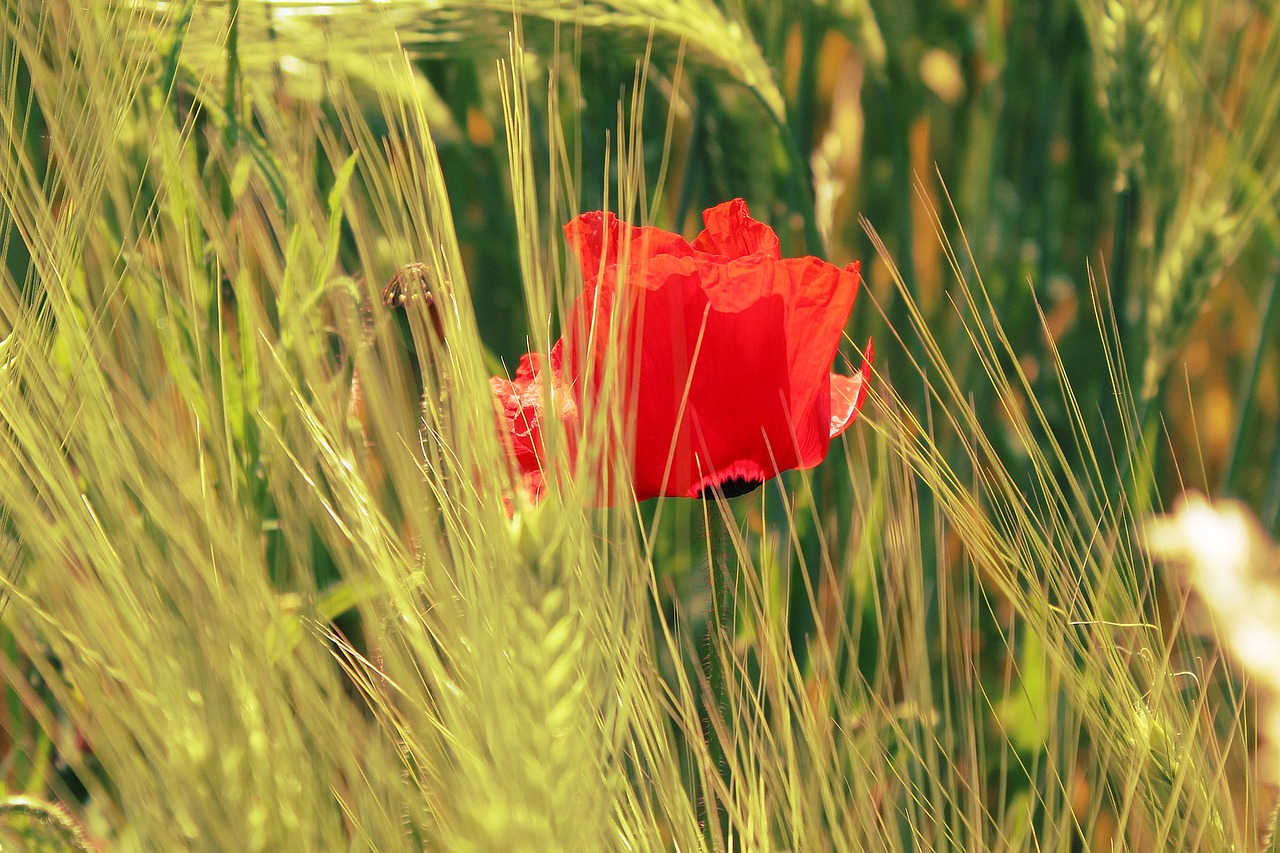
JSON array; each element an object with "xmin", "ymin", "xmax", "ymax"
[
  {"xmin": 1222, "ymin": 259, "xmax": 1280, "ymax": 496},
  {"xmin": 1263, "ymin": 433, "xmax": 1280, "ymax": 536},
  {"xmin": 222, "ymin": 0, "xmax": 241, "ymax": 151},
  {"xmin": 1111, "ymin": 170, "xmax": 1141, "ymax": 386},
  {"xmin": 772, "ymin": 111, "xmax": 824, "ymax": 256},
  {"xmin": 674, "ymin": 81, "xmax": 708, "ymax": 235},
  {"xmin": 790, "ymin": 7, "xmax": 823, "ymax": 187},
  {"xmin": 747, "ymin": 85, "xmax": 823, "ymax": 256}
]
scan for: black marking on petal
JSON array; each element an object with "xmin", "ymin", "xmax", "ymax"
[{"xmin": 696, "ymin": 474, "xmax": 764, "ymax": 500}]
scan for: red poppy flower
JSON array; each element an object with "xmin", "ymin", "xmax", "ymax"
[
  {"xmin": 491, "ymin": 198, "xmax": 872, "ymax": 503},
  {"xmin": 489, "ymin": 343, "xmax": 577, "ymax": 499}
]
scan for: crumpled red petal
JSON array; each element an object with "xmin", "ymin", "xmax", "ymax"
[
  {"xmin": 490, "ymin": 342, "xmax": 575, "ymax": 498},
  {"xmin": 690, "ymin": 197, "xmax": 780, "ymax": 260}
]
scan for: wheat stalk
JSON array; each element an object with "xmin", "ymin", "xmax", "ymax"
[{"xmin": 117, "ymin": 0, "xmax": 787, "ymax": 122}]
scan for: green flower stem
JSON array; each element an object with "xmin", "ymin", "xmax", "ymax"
[
  {"xmin": 704, "ymin": 496, "xmax": 734, "ymax": 732},
  {"xmin": 706, "ymin": 502, "xmax": 735, "ymax": 669},
  {"xmin": 699, "ymin": 496, "xmax": 737, "ymax": 844}
]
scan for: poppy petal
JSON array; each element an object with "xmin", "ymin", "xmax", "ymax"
[
  {"xmin": 565, "ymin": 210, "xmax": 693, "ymax": 292},
  {"xmin": 490, "ymin": 343, "xmax": 576, "ymax": 498},
  {"xmin": 627, "ymin": 281, "xmax": 795, "ymax": 499},
  {"xmin": 829, "ymin": 338, "xmax": 874, "ymax": 439},
  {"xmin": 691, "ymin": 198, "xmax": 781, "ymax": 260}
]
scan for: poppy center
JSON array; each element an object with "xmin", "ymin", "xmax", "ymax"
[{"xmin": 689, "ymin": 460, "xmax": 769, "ymax": 500}]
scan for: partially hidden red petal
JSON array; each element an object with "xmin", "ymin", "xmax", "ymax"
[
  {"xmin": 829, "ymin": 337, "xmax": 874, "ymax": 439},
  {"xmin": 490, "ymin": 374, "xmax": 543, "ymax": 478},
  {"xmin": 514, "ymin": 351, "xmax": 541, "ymax": 383},
  {"xmin": 563, "ymin": 210, "xmax": 614, "ymax": 278},
  {"xmin": 490, "ymin": 352, "xmax": 578, "ymax": 501},
  {"xmin": 625, "ymin": 282, "xmax": 794, "ymax": 499}
]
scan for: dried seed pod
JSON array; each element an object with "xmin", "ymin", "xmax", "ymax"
[{"xmin": 382, "ymin": 262, "xmax": 445, "ymax": 342}]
